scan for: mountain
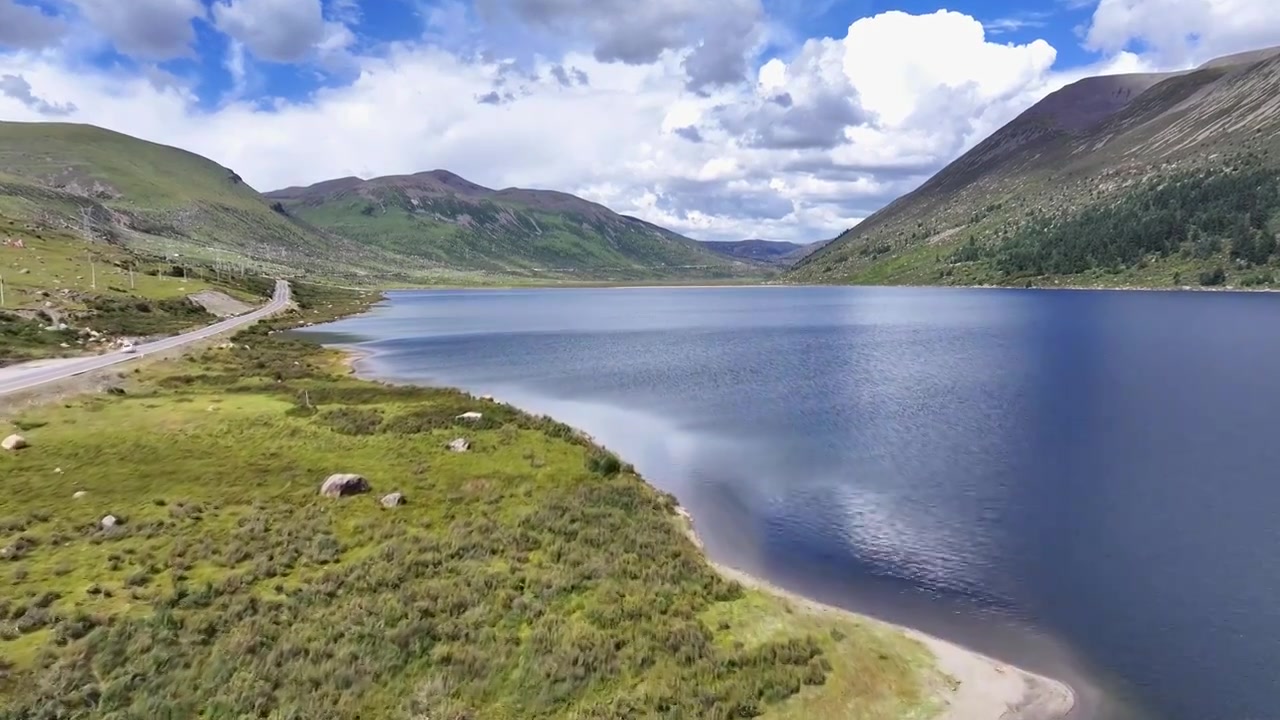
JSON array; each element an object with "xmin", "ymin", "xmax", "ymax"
[
  {"xmin": 0, "ymin": 122, "xmax": 394, "ymax": 281},
  {"xmin": 700, "ymin": 239, "xmax": 807, "ymax": 265},
  {"xmin": 787, "ymin": 47, "xmax": 1280, "ymax": 289},
  {"xmin": 265, "ymin": 172, "xmax": 758, "ymax": 281},
  {"xmin": 779, "ymin": 238, "xmax": 833, "ymax": 265},
  {"xmin": 0, "ymin": 122, "xmax": 754, "ymax": 284}
]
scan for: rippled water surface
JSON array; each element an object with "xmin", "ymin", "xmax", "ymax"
[{"xmin": 304, "ymin": 286, "xmax": 1280, "ymax": 720}]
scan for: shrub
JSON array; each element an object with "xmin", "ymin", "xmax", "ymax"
[
  {"xmin": 586, "ymin": 451, "xmax": 622, "ymax": 476},
  {"xmin": 317, "ymin": 407, "xmax": 384, "ymax": 436},
  {"xmin": 1199, "ymin": 267, "xmax": 1227, "ymax": 286}
]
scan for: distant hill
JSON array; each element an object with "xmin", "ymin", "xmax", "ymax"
[
  {"xmin": 779, "ymin": 238, "xmax": 832, "ymax": 265},
  {"xmin": 266, "ymin": 172, "xmax": 758, "ymax": 281},
  {"xmin": 0, "ymin": 122, "xmax": 391, "ymax": 281},
  {"xmin": 787, "ymin": 46, "xmax": 1280, "ymax": 289},
  {"xmin": 0, "ymin": 122, "xmax": 757, "ymax": 284},
  {"xmin": 700, "ymin": 239, "xmax": 807, "ymax": 265}
]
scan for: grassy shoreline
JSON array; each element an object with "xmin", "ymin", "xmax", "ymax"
[{"xmin": 0, "ymin": 281, "xmax": 973, "ymax": 719}]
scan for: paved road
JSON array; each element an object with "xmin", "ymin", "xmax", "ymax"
[{"xmin": 0, "ymin": 279, "xmax": 290, "ymax": 399}]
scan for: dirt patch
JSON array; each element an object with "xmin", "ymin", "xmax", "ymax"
[{"xmin": 187, "ymin": 290, "xmax": 254, "ymax": 317}]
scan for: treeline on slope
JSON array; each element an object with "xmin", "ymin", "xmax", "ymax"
[
  {"xmin": 0, "ymin": 285, "xmax": 865, "ymax": 720},
  {"xmin": 956, "ymin": 159, "xmax": 1280, "ymax": 284}
]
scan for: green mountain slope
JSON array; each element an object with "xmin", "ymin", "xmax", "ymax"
[
  {"xmin": 787, "ymin": 47, "xmax": 1280, "ymax": 289},
  {"xmin": 0, "ymin": 122, "xmax": 395, "ymax": 280},
  {"xmin": 265, "ymin": 172, "xmax": 759, "ymax": 281}
]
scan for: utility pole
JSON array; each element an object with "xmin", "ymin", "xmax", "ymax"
[{"xmin": 81, "ymin": 207, "xmax": 97, "ymax": 290}]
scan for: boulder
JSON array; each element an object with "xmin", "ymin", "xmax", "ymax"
[
  {"xmin": 100, "ymin": 515, "xmax": 118, "ymax": 530},
  {"xmin": 380, "ymin": 492, "xmax": 406, "ymax": 508},
  {"xmin": 2, "ymin": 434, "xmax": 27, "ymax": 451},
  {"xmin": 320, "ymin": 473, "xmax": 370, "ymax": 498},
  {"xmin": 448, "ymin": 438, "xmax": 471, "ymax": 453},
  {"xmin": 457, "ymin": 411, "xmax": 483, "ymax": 421}
]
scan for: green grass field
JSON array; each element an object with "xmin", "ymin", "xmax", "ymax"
[{"xmin": 0, "ymin": 284, "xmax": 945, "ymax": 719}]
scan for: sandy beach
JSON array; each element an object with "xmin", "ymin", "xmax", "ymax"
[
  {"xmin": 336, "ymin": 345, "xmax": 1076, "ymax": 719},
  {"xmin": 674, "ymin": 506, "xmax": 1075, "ymax": 720}
]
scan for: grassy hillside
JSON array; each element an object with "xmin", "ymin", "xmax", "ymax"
[
  {"xmin": 0, "ymin": 122, "xmax": 399, "ymax": 283},
  {"xmin": 0, "ymin": 215, "xmax": 282, "ymax": 366},
  {"xmin": 0, "ymin": 284, "xmax": 946, "ymax": 719},
  {"xmin": 787, "ymin": 48, "xmax": 1280, "ymax": 289},
  {"xmin": 266, "ymin": 172, "xmax": 761, "ymax": 282}
]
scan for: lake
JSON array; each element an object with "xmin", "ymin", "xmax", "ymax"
[{"xmin": 303, "ymin": 285, "xmax": 1280, "ymax": 720}]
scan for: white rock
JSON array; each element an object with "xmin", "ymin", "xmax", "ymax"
[
  {"xmin": 448, "ymin": 438, "xmax": 471, "ymax": 453},
  {"xmin": 380, "ymin": 492, "xmax": 406, "ymax": 508},
  {"xmin": 320, "ymin": 473, "xmax": 370, "ymax": 498},
  {"xmin": 100, "ymin": 515, "xmax": 118, "ymax": 530},
  {"xmin": 1, "ymin": 434, "xmax": 27, "ymax": 451},
  {"xmin": 457, "ymin": 412, "xmax": 483, "ymax": 421},
  {"xmin": 73, "ymin": 490, "xmax": 86, "ymax": 499},
  {"xmin": 54, "ymin": 467, "xmax": 63, "ymax": 474}
]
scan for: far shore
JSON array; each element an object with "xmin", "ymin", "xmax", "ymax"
[
  {"xmin": 346, "ymin": 277, "xmax": 1280, "ymax": 295},
  {"xmin": 333, "ymin": 343, "xmax": 1076, "ymax": 720}
]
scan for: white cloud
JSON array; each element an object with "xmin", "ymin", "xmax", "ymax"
[
  {"xmin": 842, "ymin": 11, "xmax": 1057, "ymax": 129},
  {"xmin": 477, "ymin": 0, "xmax": 765, "ymax": 90},
  {"xmin": 0, "ymin": 0, "xmax": 66, "ymax": 50},
  {"xmin": 70, "ymin": 0, "xmax": 205, "ymax": 59},
  {"xmin": 213, "ymin": 0, "xmax": 351, "ymax": 63},
  {"xmin": 1084, "ymin": 0, "xmax": 1280, "ymax": 67}
]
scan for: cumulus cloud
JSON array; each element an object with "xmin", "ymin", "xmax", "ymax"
[
  {"xmin": 0, "ymin": 74, "xmax": 76, "ymax": 115},
  {"xmin": 1083, "ymin": 0, "xmax": 1280, "ymax": 67},
  {"xmin": 477, "ymin": 0, "xmax": 763, "ymax": 89},
  {"xmin": 714, "ymin": 37, "xmax": 870, "ymax": 149},
  {"xmin": 212, "ymin": 0, "xmax": 351, "ymax": 63},
  {"xmin": 0, "ymin": 0, "xmax": 66, "ymax": 50},
  {"xmin": 71, "ymin": 0, "xmax": 205, "ymax": 59}
]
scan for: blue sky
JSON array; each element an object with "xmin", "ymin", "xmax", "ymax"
[{"xmin": 1, "ymin": 0, "xmax": 1277, "ymax": 242}]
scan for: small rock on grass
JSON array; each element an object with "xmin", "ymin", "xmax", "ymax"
[
  {"xmin": 456, "ymin": 412, "xmax": 483, "ymax": 421},
  {"xmin": 2, "ymin": 434, "xmax": 27, "ymax": 451},
  {"xmin": 73, "ymin": 490, "xmax": 86, "ymax": 499},
  {"xmin": 100, "ymin": 515, "xmax": 118, "ymax": 530},
  {"xmin": 448, "ymin": 438, "xmax": 471, "ymax": 453},
  {"xmin": 380, "ymin": 492, "xmax": 406, "ymax": 508}
]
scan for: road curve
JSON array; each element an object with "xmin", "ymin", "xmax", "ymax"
[{"xmin": 0, "ymin": 279, "xmax": 291, "ymax": 399}]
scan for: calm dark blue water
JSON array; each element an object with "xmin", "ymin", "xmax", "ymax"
[{"xmin": 304, "ymin": 286, "xmax": 1280, "ymax": 720}]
